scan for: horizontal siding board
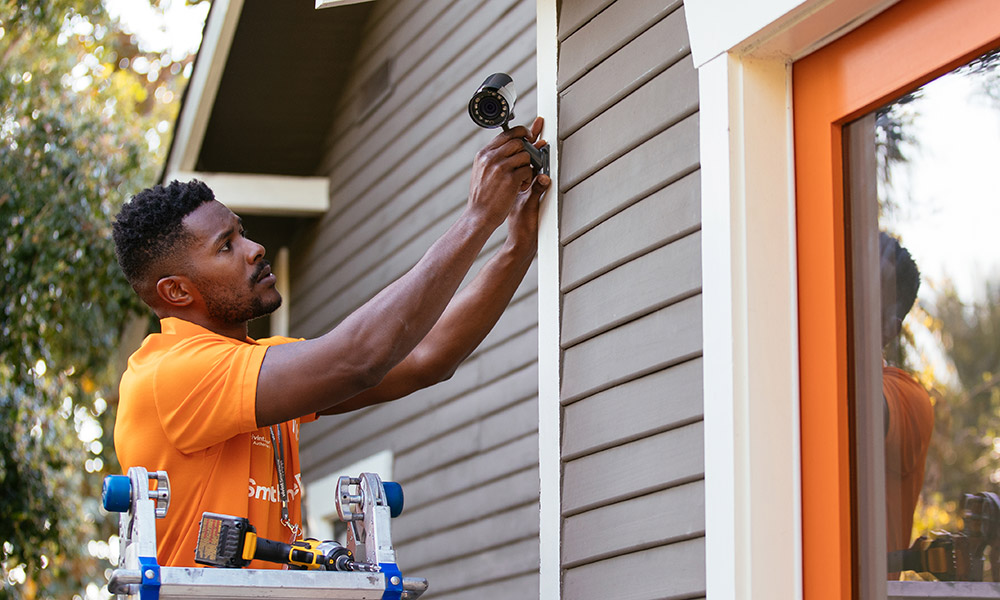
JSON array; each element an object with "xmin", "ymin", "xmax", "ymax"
[
  {"xmin": 325, "ymin": 0, "xmax": 525, "ymax": 167},
  {"xmin": 430, "ymin": 572, "xmax": 537, "ymax": 600},
  {"xmin": 300, "ymin": 327, "xmax": 537, "ymax": 474},
  {"xmin": 562, "ymin": 358, "xmax": 703, "ymax": 459},
  {"xmin": 296, "ymin": 3, "xmax": 541, "ymax": 599},
  {"xmin": 561, "ymin": 171, "xmax": 701, "ymax": 291},
  {"xmin": 558, "ymin": 0, "xmax": 613, "ymax": 40},
  {"xmin": 331, "ymin": 0, "xmax": 482, "ymax": 133},
  {"xmin": 562, "ymin": 479, "xmax": 706, "ymax": 567},
  {"xmin": 313, "ymin": 56, "xmax": 537, "ymax": 271},
  {"xmin": 562, "ymin": 232, "xmax": 702, "ymax": 346},
  {"xmin": 562, "ymin": 421, "xmax": 704, "ymax": 515},
  {"xmin": 314, "ymin": 2, "xmax": 533, "ymax": 228},
  {"xmin": 558, "ymin": 0, "xmax": 683, "ymax": 88},
  {"xmin": 393, "ymin": 467, "xmax": 539, "ymax": 542},
  {"xmin": 561, "ymin": 295, "xmax": 703, "ymax": 402},
  {"xmin": 400, "ymin": 502, "xmax": 538, "ymax": 571},
  {"xmin": 561, "ymin": 113, "xmax": 700, "ymax": 242},
  {"xmin": 297, "ymin": 311, "xmax": 530, "ymax": 448},
  {"xmin": 394, "ymin": 395, "xmax": 538, "ymax": 480},
  {"xmin": 413, "ymin": 537, "xmax": 539, "ymax": 597},
  {"xmin": 563, "ymin": 537, "xmax": 706, "ymax": 600},
  {"xmin": 402, "ymin": 433, "xmax": 538, "ymax": 513},
  {"xmin": 560, "ymin": 55, "xmax": 698, "ymax": 189},
  {"xmin": 560, "ymin": 8, "xmax": 690, "ymax": 135}
]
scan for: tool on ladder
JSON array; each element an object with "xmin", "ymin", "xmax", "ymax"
[{"xmin": 102, "ymin": 466, "xmax": 427, "ymax": 600}]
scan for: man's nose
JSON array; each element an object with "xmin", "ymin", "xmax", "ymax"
[{"xmin": 247, "ymin": 239, "xmax": 266, "ymax": 263}]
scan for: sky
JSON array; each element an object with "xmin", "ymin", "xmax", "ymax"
[
  {"xmin": 104, "ymin": 0, "xmax": 209, "ymax": 63},
  {"xmin": 882, "ymin": 63, "xmax": 1000, "ymax": 305},
  {"xmin": 880, "ymin": 60, "xmax": 1000, "ymax": 385}
]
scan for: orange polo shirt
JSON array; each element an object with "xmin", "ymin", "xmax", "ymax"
[
  {"xmin": 114, "ymin": 317, "xmax": 312, "ymax": 568},
  {"xmin": 883, "ymin": 365, "xmax": 934, "ymax": 554}
]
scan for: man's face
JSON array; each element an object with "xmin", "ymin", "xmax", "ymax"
[
  {"xmin": 180, "ymin": 201, "xmax": 282, "ymax": 326},
  {"xmin": 879, "ymin": 241, "xmax": 902, "ymax": 348}
]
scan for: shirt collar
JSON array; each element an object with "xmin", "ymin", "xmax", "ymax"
[{"xmin": 159, "ymin": 317, "xmax": 257, "ymax": 344}]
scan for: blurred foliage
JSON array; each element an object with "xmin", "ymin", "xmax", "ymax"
[
  {"xmin": 915, "ymin": 281, "xmax": 1000, "ymax": 538},
  {"xmin": 0, "ymin": 1, "xmax": 202, "ymax": 598}
]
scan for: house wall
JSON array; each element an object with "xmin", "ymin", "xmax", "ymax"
[
  {"xmin": 556, "ymin": 1, "xmax": 706, "ymax": 598},
  {"xmin": 289, "ymin": 1, "xmax": 541, "ymax": 598}
]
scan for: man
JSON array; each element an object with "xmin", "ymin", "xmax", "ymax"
[
  {"xmin": 879, "ymin": 231, "xmax": 934, "ymax": 556},
  {"xmin": 112, "ymin": 118, "xmax": 549, "ymax": 568}
]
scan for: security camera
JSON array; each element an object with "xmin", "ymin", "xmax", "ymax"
[{"xmin": 468, "ymin": 73, "xmax": 549, "ymax": 174}]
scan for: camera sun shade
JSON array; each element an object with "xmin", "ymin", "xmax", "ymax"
[{"xmin": 468, "ymin": 73, "xmax": 516, "ymax": 128}]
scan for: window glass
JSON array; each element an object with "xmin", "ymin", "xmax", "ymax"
[{"xmin": 857, "ymin": 48, "xmax": 1000, "ymax": 586}]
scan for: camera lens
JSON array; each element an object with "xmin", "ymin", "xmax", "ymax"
[
  {"xmin": 468, "ymin": 73, "xmax": 516, "ymax": 129},
  {"xmin": 479, "ymin": 96, "xmax": 502, "ymax": 120}
]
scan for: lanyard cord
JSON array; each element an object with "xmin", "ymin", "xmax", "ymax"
[{"xmin": 268, "ymin": 425, "xmax": 289, "ymax": 525}]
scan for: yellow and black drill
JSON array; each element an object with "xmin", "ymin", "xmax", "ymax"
[{"xmin": 193, "ymin": 512, "xmax": 377, "ymax": 572}]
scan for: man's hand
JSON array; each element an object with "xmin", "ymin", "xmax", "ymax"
[
  {"xmin": 506, "ymin": 118, "xmax": 549, "ymax": 254},
  {"xmin": 256, "ymin": 117, "xmax": 550, "ymax": 426},
  {"xmin": 467, "ymin": 118, "xmax": 544, "ymax": 228}
]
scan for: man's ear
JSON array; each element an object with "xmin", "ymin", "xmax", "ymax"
[{"xmin": 155, "ymin": 275, "xmax": 196, "ymax": 308}]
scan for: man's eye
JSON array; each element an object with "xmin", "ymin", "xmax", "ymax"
[{"xmin": 221, "ymin": 241, "xmax": 231, "ymax": 252}]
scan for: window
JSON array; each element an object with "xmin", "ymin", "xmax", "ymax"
[
  {"xmin": 845, "ymin": 49, "xmax": 1000, "ymax": 592},
  {"xmin": 793, "ymin": 1, "xmax": 1000, "ymax": 598}
]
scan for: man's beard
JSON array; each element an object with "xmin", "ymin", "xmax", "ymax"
[
  {"xmin": 201, "ymin": 261, "xmax": 281, "ymax": 325},
  {"xmin": 204, "ymin": 291, "xmax": 281, "ymax": 325}
]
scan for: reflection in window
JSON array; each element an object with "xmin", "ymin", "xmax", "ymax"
[{"xmin": 863, "ymin": 48, "xmax": 1000, "ymax": 584}]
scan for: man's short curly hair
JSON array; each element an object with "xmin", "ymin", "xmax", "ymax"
[
  {"xmin": 880, "ymin": 231, "xmax": 921, "ymax": 324},
  {"xmin": 113, "ymin": 180, "xmax": 215, "ymax": 291}
]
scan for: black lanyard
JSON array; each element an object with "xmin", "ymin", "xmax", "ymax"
[{"xmin": 268, "ymin": 425, "xmax": 290, "ymax": 526}]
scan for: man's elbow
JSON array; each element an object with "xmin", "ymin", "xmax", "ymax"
[{"xmin": 416, "ymin": 350, "xmax": 464, "ymax": 388}]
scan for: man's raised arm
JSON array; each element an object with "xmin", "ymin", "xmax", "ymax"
[{"xmin": 254, "ymin": 120, "xmax": 544, "ymax": 427}]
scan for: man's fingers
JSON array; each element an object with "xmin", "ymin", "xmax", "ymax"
[
  {"xmin": 529, "ymin": 117, "xmax": 544, "ymax": 143},
  {"xmin": 526, "ymin": 174, "xmax": 551, "ymax": 199}
]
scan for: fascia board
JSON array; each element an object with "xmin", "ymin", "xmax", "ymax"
[
  {"xmin": 686, "ymin": 0, "xmax": 900, "ymax": 67},
  {"xmin": 164, "ymin": 0, "xmax": 246, "ymax": 178}
]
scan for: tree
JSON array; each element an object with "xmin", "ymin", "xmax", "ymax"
[
  {"xmin": 915, "ymin": 281, "xmax": 1000, "ymax": 535},
  {"xmin": 0, "ymin": 2, "xmax": 201, "ymax": 597}
]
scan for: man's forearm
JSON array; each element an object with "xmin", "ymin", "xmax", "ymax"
[
  {"xmin": 318, "ymin": 237, "xmax": 536, "ymax": 415},
  {"xmin": 256, "ymin": 209, "xmax": 499, "ymax": 425}
]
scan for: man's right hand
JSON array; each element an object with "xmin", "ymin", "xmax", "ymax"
[{"xmin": 466, "ymin": 119, "xmax": 543, "ymax": 227}]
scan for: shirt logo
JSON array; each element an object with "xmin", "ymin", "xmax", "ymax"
[{"xmin": 248, "ymin": 473, "xmax": 303, "ymax": 503}]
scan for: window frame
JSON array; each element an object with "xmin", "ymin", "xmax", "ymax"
[{"xmin": 793, "ymin": 0, "xmax": 1000, "ymax": 597}]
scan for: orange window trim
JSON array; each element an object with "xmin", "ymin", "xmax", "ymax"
[{"xmin": 793, "ymin": 0, "xmax": 1000, "ymax": 598}]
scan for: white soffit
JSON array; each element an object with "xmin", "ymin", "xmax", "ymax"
[
  {"xmin": 165, "ymin": 172, "xmax": 330, "ymax": 217},
  {"xmin": 164, "ymin": 0, "xmax": 245, "ymax": 177},
  {"xmin": 686, "ymin": 0, "xmax": 901, "ymax": 66}
]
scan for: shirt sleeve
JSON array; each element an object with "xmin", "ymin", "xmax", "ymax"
[
  {"xmin": 883, "ymin": 366, "xmax": 934, "ymax": 476},
  {"xmin": 153, "ymin": 335, "xmax": 269, "ymax": 454}
]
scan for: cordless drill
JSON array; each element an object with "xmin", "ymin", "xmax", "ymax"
[{"xmin": 194, "ymin": 512, "xmax": 374, "ymax": 571}]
